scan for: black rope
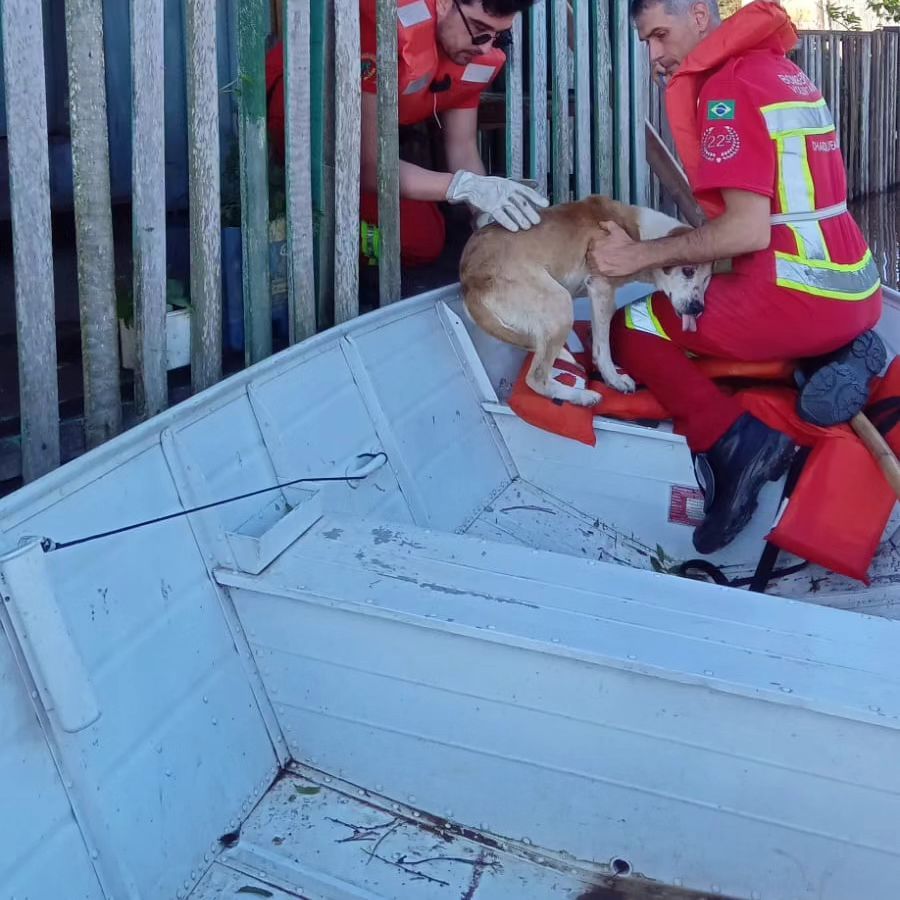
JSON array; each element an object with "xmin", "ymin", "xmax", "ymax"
[
  {"xmin": 43, "ymin": 452, "xmax": 388, "ymax": 553},
  {"xmin": 672, "ymin": 558, "xmax": 809, "ymax": 588}
]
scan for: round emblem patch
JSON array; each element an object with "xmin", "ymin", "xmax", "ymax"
[
  {"xmin": 701, "ymin": 124, "xmax": 741, "ymax": 163},
  {"xmin": 361, "ymin": 53, "xmax": 377, "ymax": 84}
]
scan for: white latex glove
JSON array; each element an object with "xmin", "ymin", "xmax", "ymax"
[{"xmin": 446, "ymin": 170, "xmax": 549, "ymax": 233}]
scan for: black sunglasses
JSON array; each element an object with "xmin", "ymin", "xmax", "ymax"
[{"xmin": 452, "ymin": 0, "xmax": 513, "ymax": 50}]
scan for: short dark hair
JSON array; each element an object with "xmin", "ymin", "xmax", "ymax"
[
  {"xmin": 629, "ymin": 0, "xmax": 721, "ymax": 22},
  {"xmin": 465, "ymin": 0, "xmax": 538, "ymax": 18}
]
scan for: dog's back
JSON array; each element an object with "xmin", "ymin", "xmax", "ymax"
[{"xmin": 460, "ymin": 195, "xmax": 640, "ymax": 295}]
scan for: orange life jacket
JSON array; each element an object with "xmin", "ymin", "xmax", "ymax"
[
  {"xmin": 508, "ymin": 322, "xmax": 898, "ymax": 583},
  {"xmin": 361, "ymin": 0, "xmax": 506, "ymax": 126},
  {"xmin": 665, "ymin": 0, "xmax": 798, "ymax": 219}
]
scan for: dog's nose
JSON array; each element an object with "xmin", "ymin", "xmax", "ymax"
[{"xmin": 686, "ymin": 299, "xmax": 704, "ymax": 316}]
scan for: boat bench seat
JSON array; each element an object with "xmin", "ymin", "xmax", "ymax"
[
  {"xmin": 213, "ymin": 514, "xmax": 900, "ymax": 896},
  {"xmin": 215, "ymin": 513, "xmax": 900, "ymax": 729}
]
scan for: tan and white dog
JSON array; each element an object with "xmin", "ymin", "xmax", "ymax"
[{"xmin": 460, "ymin": 195, "xmax": 712, "ymax": 407}]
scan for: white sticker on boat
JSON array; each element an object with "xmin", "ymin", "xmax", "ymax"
[
  {"xmin": 398, "ymin": 1, "xmax": 431, "ymax": 28},
  {"xmin": 461, "ymin": 63, "xmax": 496, "ymax": 84}
]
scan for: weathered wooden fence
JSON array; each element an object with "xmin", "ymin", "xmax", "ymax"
[
  {"xmin": 794, "ymin": 29, "xmax": 900, "ymax": 200},
  {"xmin": 1, "ymin": 0, "xmax": 652, "ymax": 486},
  {"xmin": 7, "ymin": 6, "xmax": 897, "ymax": 489}
]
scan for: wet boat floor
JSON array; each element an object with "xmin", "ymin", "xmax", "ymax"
[
  {"xmin": 190, "ymin": 764, "xmax": 735, "ymax": 900},
  {"xmin": 189, "ymin": 764, "xmax": 602, "ymax": 900}
]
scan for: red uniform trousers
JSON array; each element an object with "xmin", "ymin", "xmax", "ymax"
[
  {"xmin": 359, "ymin": 191, "xmax": 446, "ymax": 268},
  {"xmin": 611, "ymin": 272, "xmax": 883, "ymax": 452}
]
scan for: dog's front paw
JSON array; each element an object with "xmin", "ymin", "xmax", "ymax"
[{"xmin": 604, "ymin": 372, "xmax": 636, "ymax": 394}]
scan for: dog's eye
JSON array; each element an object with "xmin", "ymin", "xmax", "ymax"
[
  {"xmin": 662, "ymin": 266, "xmax": 674, "ymax": 274},
  {"xmin": 681, "ymin": 266, "xmax": 696, "ymax": 278}
]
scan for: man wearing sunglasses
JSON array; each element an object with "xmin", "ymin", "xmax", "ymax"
[{"xmin": 267, "ymin": 0, "xmax": 546, "ymax": 271}]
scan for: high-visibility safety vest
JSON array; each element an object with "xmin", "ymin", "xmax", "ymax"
[
  {"xmin": 359, "ymin": 0, "xmax": 506, "ymax": 126},
  {"xmin": 665, "ymin": 0, "xmax": 881, "ymax": 304}
]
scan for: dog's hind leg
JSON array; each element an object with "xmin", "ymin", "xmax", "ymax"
[
  {"xmin": 525, "ymin": 289, "xmax": 601, "ymax": 407},
  {"xmin": 587, "ymin": 276, "xmax": 635, "ymax": 394}
]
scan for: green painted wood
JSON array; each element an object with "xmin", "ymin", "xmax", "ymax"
[
  {"xmin": 238, "ymin": 0, "xmax": 272, "ymax": 363},
  {"xmin": 64, "ymin": 0, "xmax": 122, "ymax": 448},
  {"xmin": 311, "ymin": 0, "xmax": 336, "ymax": 331},
  {"xmin": 1, "ymin": 0, "xmax": 61, "ymax": 480},
  {"xmin": 505, "ymin": 17, "xmax": 524, "ymax": 180},
  {"xmin": 284, "ymin": 0, "xmax": 317, "ymax": 341},
  {"xmin": 376, "ymin": 0, "xmax": 401, "ymax": 305}
]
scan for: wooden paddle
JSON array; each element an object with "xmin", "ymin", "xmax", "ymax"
[
  {"xmin": 643, "ymin": 118, "xmax": 900, "ymax": 500},
  {"xmin": 850, "ymin": 412, "xmax": 900, "ymax": 499}
]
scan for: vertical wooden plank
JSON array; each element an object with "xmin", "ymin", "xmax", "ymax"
[
  {"xmin": 376, "ymin": 0, "xmax": 401, "ymax": 304},
  {"xmin": 612, "ymin": 0, "xmax": 630, "ymax": 201},
  {"xmin": 796, "ymin": 33, "xmax": 808, "ymax": 75},
  {"xmin": 505, "ymin": 17, "xmax": 524, "ymax": 180},
  {"xmin": 333, "ymin": 0, "xmax": 360, "ymax": 324},
  {"xmin": 528, "ymin": 0, "xmax": 548, "ymax": 195},
  {"xmin": 591, "ymin": 0, "xmax": 613, "ymax": 196},
  {"xmin": 238, "ymin": 0, "xmax": 272, "ymax": 363},
  {"xmin": 873, "ymin": 30, "xmax": 883, "ymax": 192},
  {"xmin": 829, "ymin": 32, "xmax": 840, "ymax": 139},
  {"xmin": 1, "ymin": 0, "xmax": 61, "ymax": 480},
  {"xmin": 550, "ymin": 0, "xmax": 569, "ymax": 203},
  {"xmin": 64, "ymin": 0, "xmax": 122, "ymax": 448},
  {"xmin": 860, "ymin": 34, "xmax": 871, "ymax": 196},
  {"xmin": 283, "ymin": 0, "xmax": 317, "ymax": 340},
  {"xmin": 631, "ymin": 27, "xmax": 650, "ymax": 206},
  {"xmin": 573, "ymin": 0, "xmax": 590, "ymax": 198},
  {"xmin": 890, "ymin": 32, "xmax": 899, "ymax": 189},
  {"xmin": 893, "ymin": 31, "xmax": 899, "ymax": 188},
  {"xmin": 185, "ymin": 0, "xmax": 223, "ymax": 391},
  {"xmin": 312, "ymin": 0, "xmax": 336, "ymax": 332},
  {"xmin": 131, "ymin": 0, "xmax": 169, "ymax": 418}
]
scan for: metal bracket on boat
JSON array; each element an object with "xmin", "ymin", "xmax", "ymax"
[
  {"xmin": 224, "ymin": 452, "xmax": 388, "ymax": 574},
  {"xmin": 0, "ymin": 536, "xmax": 102, "ymax": 733}
]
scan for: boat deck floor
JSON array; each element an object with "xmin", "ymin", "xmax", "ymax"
[
  {"xmin": 189, "ymin": 764, "xmax": 605, "ymax": 900},
  {"xmin": 466, "ymin": 480, "xmax": 900, "ymax": 614}
]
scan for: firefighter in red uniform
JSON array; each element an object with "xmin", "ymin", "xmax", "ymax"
[
  {"xmin": 587, "ymin": 0, "xmax": 883, "ymax": 554},
  {"xmin": 266, "ymin": 0, "xmax": 547, "ymax": 268}
]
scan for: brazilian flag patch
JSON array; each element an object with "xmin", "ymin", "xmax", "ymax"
[{"xmin": 707, "ymin": 99, "xmax": 736, "ymax": 120}]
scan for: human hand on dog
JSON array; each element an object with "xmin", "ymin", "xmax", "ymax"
[
  {"xmin": 446, "ymin": 171, "xmax": 549, "ymax": 233},
  {"xmin": 586, "ymin": 221, "xmax": 644, "ymax": 278}
]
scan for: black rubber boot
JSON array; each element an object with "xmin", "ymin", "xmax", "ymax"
[
  {"xmin": 692, "ymin": 413, "xmax": 796, "ymax": 555},
  {"xmin": 797, "ymin": 330, "xmax": 886, "ymax": 427}
]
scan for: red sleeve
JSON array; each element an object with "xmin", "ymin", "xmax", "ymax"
[
  {"xmin": 692, "ymin": 69, "xmax": 775, "ymax": 201},
  {"xmin": 360, "ymin": 0, "xmax": 378, "ymax": 95}
]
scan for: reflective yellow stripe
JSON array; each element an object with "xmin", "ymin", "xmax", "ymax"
[
  {"xmin": 775, "ymin": 249, "xmax": 881, "ymax": 301},
  {"xmin": 624, "ymin": 296, "xmax": 670, "ymax": 340},
  {"xmin": 765, "ymin": 97, "xmax": 843, "ymax": 272},
  {"xmin": 787, "ymin": 221, "xmax": 829, "ymax": 262},
  {"xmin": 777, "ymin": 134, "xmax": 817, "ymax": 213},
  {"xmin": 761, "ymin": 98, "xmax": 833, "ymax": 135}
]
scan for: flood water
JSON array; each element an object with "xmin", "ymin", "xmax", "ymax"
[{"xmin": 851, "ymin": 189, "xmax": 899, "ymax": 290}]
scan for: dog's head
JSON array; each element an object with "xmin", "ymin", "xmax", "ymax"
[{"xmin": 652, "ymin": 262, "xmax": 713, "ymax": 318}]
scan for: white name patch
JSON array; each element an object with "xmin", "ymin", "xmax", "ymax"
[
  {"xmin": 398, "ymin": 1, "xmax": 431, "ymax": 28},
  {"xmin": 461, "ymin": 63, "xmax": 495, "ymax": 84}
]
